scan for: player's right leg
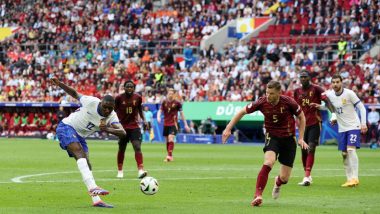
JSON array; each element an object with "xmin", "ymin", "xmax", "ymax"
[
  {"xmin": 56, "ymin": 122, "xmax": 110, "ymax": 207},
  {"xmin": 117, "ymin": 135, "xmax": 128, "ymax": 178},
  {"xmin": 165, "ymin": 133, "xmax": 176, "ymax": 162},
  {"xmin": 251, "ymin": 146, "xmax": 276, "ymax": 207}
]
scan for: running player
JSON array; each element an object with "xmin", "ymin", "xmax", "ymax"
[
  {"xmin": 222, "ymin": 80, "xmax": 308, "ymax": 207},
  {"xmin": 157, "ymin": 88, "xmax": 190, "ymax": 162}
]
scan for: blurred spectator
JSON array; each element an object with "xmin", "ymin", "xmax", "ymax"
[
  {"xmin": 199, "ymin": 117, "xmax": 217, "ymax": 135},
  {"xmin": 142, "ymin": 105, "xmax": 153, "ymax": 142},
  {"xmin": 183, "ymin": 44, "xmax": 194, "ymax": 69},
  {"xmin": 57, "ymin": 106, "xmax": 66, "ymax": 122},
  {"xmin": 367, "ymin": 106, "xmax": 379, "ymax": 144}
]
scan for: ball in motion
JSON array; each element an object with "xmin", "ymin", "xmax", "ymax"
[{"xmin": 140, "ymin": 176, "xmax": 159, "ymax": 195}]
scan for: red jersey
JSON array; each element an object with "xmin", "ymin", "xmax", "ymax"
[
  {"xmin": 160, "ymin": 99, "xmax": 182, "ymax": 126},
  {"xmin": 293, "ymin": 84, "xmax": 324, "ymax": 126},
  {"xmin": 246, "ymin": 95, "xmax": 302, "ymax": 137},
  {"xmin": 115, "ymin": 93, "xmax": 142, "ymax": 129}
]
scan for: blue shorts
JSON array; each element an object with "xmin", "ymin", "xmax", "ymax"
[
  {"xmin": 56, "ymin": 122, "xmax": 88, "ymax": 157},
  {"xmin": 338, "ymin": 130, "xmax": 361, "ymax": 151}
]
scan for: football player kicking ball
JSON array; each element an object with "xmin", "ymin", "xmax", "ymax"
[
  {"xmin": 315, "ymin": 74, "xmax": 367, "ymax": 187},
  {"xmin": 51, "ymin": 77, "xmax": 126, "ymax": 208},
  {"xmin": 115, "ymin": 80, "xmax": 148, "ymax": 179},
  {"xmin": 222, "ymin": 80, "xmax": 308, "ymax": 207}
]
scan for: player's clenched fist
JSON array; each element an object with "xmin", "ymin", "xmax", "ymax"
[{"xmin": 99, "ymin": 119, "xmax": 107, "ymax": 131}]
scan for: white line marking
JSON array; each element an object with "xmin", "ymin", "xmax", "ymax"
[
  {"xmin": 2, "ymin": 174, "xmax": 380, "ymax": 184},
  {"xmin": 5, "ymin": 167, "xmax": 380, "ymax": 184}
]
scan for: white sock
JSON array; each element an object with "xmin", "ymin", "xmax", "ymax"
[
  {"xmin": 91, "ymin": 195, "xmax": 102, "ymax": 203},
  {"xmin": 77, "ymin": 158, "xmax": 97, "ymax": 190},
  {"xmin": 348, "ymin": 149, "xmax": 359, "ymax": 180},
  {"xmin": 343, "ymin": 155, "xmax": 352, "ymax": 181},
  {"xmin": 90, "ymin": 170, "xmax": 102, "ymax": 204}
]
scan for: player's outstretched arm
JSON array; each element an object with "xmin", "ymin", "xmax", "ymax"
[
  {"xmin": 100, "ymin": 122, "xmax": 126, "ymax": 138},
  {"xmin": 50, "ymin": 76, "xmax": 82, "ymax": 100},
  {"xmin": 222, "ymin": 108, "xmax": 246, "ymax": 144}
]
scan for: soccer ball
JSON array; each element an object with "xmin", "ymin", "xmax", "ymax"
[
  {"xmin": 46, "ymin": 132, "xmax": 55, "ymax": 140},
  {"xmin": 140, "ymin": 176, "xmax": 159, "ymax": 195}
]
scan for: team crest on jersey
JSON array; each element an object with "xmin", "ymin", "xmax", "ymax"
[{"xmin": 342, "ymin": 98, "xmax": 347, "ymax": 105}]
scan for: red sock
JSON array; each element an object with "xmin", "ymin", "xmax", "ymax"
[
  {"xmin": 135, "ymin": 152, "xmax": 144, "ymax": 169},
  {"xmin": 276, "ymin": 176, "xmax": 287, "ymax": 186},
  {"xmin": 255, "ymin": 165, "xmax": 272, "ymax": 197},
  {"xmin": 168, "ymin": 141, "xmax": 174, "ymax": 156},
  {"xmin": 117, "ymin": 151, "xmax": 125, "ymax": 171},
  {"xmin": 166, "ymin": 141, "xmax": 169, "ymax": 153},
  {"xmin": 301, "ymin": 150, "xmax": 307, "ymax": 172},
  {"xmin": 305, "ymin": 152, "xmax": 315, "ymax": 177}
]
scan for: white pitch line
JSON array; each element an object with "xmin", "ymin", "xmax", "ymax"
[
  {"xmin": 7, "ymin": 168, "xmax": 380, "ymax": 184},
  {"xmin": 2, "ymin": 174, "xmax": 380, "ymax": 185}
]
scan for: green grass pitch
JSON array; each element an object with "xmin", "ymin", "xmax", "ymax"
[{"xmin": 0, "ymin": 138, "xmax": 379, "ymax": 214}]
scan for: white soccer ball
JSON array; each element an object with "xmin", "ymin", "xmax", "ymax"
[
  {"xmin": 140, "ymin": 176, "xmax": 159, "ymax": 195},
  {"xmin": 46, "ymin": 132, "xmax": 54, "ymax": 140}
]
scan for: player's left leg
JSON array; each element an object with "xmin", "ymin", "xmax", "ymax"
[
  {"xmin": 273, "ymin": 136, "xmax": 296, "ymax": 199},
  {"xmin": 272, "ymin": 164, "xmax": 292, "ymax": 199},
  {"xmin": 131, "ymin": 128, "xmax": 147, "ymax": 178}
]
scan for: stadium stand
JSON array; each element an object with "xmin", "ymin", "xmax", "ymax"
[{"xmin": 0, "ymin": 0, "xmax": 379, "ymax": 137}]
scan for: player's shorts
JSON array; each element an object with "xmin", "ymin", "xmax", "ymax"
[
  {"xmin": 338, "ymin": 129, "xmax": 361, "ymax": 151},
  {"xmin": 304, "ymin": 123, "xmax": 321, "ymax": 146},
  {"xmin": 56, "ymin": 122, "xmax": 88, "ymax": 157},
  {"xmin": 119, "ymin": 128, "xmax": 142, "ymax": 145},
  {"xmin": 144, "ymin": 122, "xmax": 152, "ymax": 131},
  {"xmin": 263, "ymin": 134, "xmax": 297, "ymax": 167},
  {"xmin": 163, "ymin": 125, "xmax": 177, "ymax": 137}
]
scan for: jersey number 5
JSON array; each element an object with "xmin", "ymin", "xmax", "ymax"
[
  {"xmin": 273, "ymin": 115, "xmax": 278, "ymax": 123},
  {"xmin": 86, "ymin": 122, "xmax": 95, "ymax": 130}
]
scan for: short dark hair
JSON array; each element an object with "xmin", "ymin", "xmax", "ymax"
[
  {"xmin": 332, "ymin": 73, "xmax": 343, "ymax": 81},
  {"xmin": 103, "ymin": 95, "xmax": 115, "ymax": 103},
  {"xmin": 124, "ymin": 80, "xmax": 135, "ymax": 88},
  {"xmin": 267, "ymin": 80, "xmax": 281, "ymax": 91}
]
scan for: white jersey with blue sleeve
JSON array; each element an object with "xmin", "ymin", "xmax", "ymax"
[
  {"xmin": 325, "ymin": 89, "xmax": 363, "ymax": 132},
  {"xmin": 62, "ymin": 95, "xmax": 120, "ymax": 138}
]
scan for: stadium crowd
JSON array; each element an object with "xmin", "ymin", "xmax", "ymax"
[{"xmin": 0, "ymin": 0, "xmax": 379, "ymax": 138}]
